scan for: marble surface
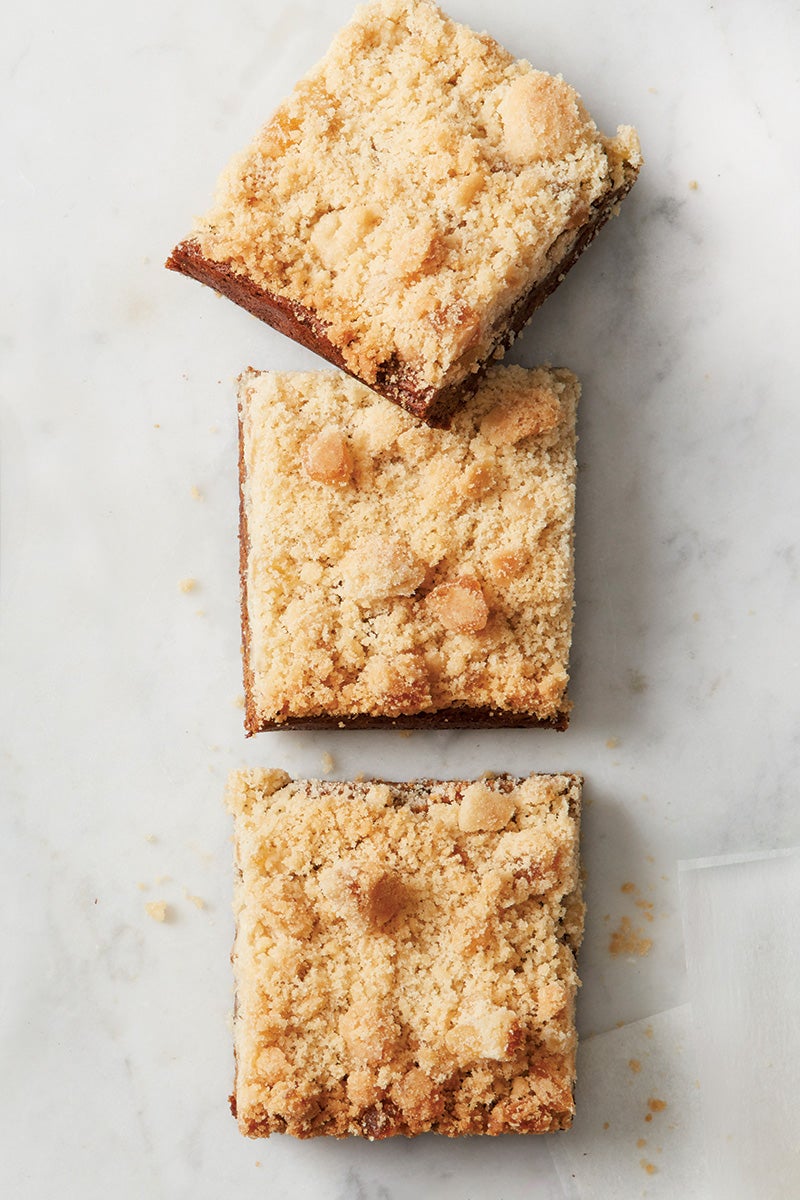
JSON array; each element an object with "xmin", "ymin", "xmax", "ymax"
[{"xmin": 3, "ymin": 0, "xmax": 799, "ymax": 1195}]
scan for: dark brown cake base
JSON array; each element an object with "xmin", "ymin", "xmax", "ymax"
[
  {"xmin": 236, "ymin": 407, "xmax": 571, "ymax": 735},
  {"xmin": 167, "ymin": 174, "xmax": 637, "ymax": 428}
]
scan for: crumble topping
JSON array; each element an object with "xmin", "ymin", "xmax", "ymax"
[
  {"xmin": 239, "ymin": 365, "xmax": 578, "ymax": 727},
  {"xmin": 191, "ymin": 0, "xmax": 641, "ymax": 391},
  {"xmin": 227, "ymin": 770, "xmax": 583, "ymax": 1137}
]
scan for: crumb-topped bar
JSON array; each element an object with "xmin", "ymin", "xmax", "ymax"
[
  {"xmin": 167, "ymin": 0, "xmax": 641, "ymax": 426},
  {"xmin": 227, "ymin": 770, "xmax": 584, "ymax": 1138},
  {"xmin": 238, "ymin": 365, "xmax": 578, "ymax": 731}
]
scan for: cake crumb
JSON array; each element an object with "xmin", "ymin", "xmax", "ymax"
[
  {"xmin": 640, "ymin": 1159, "xmax": 657, "ymax": 1175},
  {"xmin": 606, "ymin": 736, "xmax": 620, "ymax": 749},
  {"xmin": 233, "ymin": 695, "xmax": 246, "ymax": 709},
  {"xmin": 635, "ymin": 898, "xmax": 655, "ymax": 922},
  {"xmin": 603, "ymin": 1121, "xmax": 610, "ymax": 1130},
  {"xmin": 692, "ymin": 611, "xmax": 701, "ymax": 622},
  {"xmin": 645, "ymin": 854, "xmax": 655, "ymax": 863},
  {"xmin": 185, "ymin": 890, "xmax": 206, "ymax": 910},
  {"xmin": 396, "ymin": 729, "xmax": 413, "ymax": 738},
  {"xmin": 644, "ymin": 1025, "xmax": 654, "ymax": 1038},
  {"xmin": 145, "ymin": 900, "xmax": 168, "ymax": 923},
  {"xmin": 321, "ymin": 751, "xmax": 335, "ymax": 775},
  {"xmin": 144, "ymin": 834, "xmax": 157, "ymax": 844},
  {"xmin": 629, "ymin": 1058, "xmax": 641, "ymax": 1073},
  {"xmin": 609, "ymin": 916, "xmax": 652, "ymax": 957},
  {"xmin": 136, "ymin": 882, "xmax": 149, "ymax": 891},
  {"xmin": 637, "ymin": 1137, "xmax": 647, "ymax": 1148},
  {"xmin": 648, "ymin": 1097, "xmax": 667, "ymax": 1113},
  {"xmin": 156, "ymin": 875, "xmax": 172, "ymax": 885},
  {"xmin": 179, "ymin": 577, "xmax": 196, "ymax": 593},
  {"xmin": 688, "ymin": 179, "xmax": 699, "ymax": 190},
  {"xmin": 190, "ymin": 485, "xmax": 204, "ymax": 500},
  {"xmin": 621, "ymin": 881, "xmax": 636, "ymax": 894}
]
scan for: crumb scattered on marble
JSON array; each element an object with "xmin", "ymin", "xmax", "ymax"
[
  {"xmin": 606, "ymin": 736, "xmax": 620, "ymax": 749},
  {"xmin": 396, "ymin": 730, "xmax": 413, "ymax": 738},
  {"xmin": 194, "ymin": 609, "xmax": 206, "ymax": 617},
  {"xmin": 179, "ymin": 578, "xmax": 196, "ymax": 593},
  {"xmin": 636, "ymin": 897, "xmax": 655, "ymax": 923},
  {"xmin": 621, "ymin": 881, "xmax": 636, "ymax": 894},
  {"xmin": 145, "ymin": 900, "xmax": 168, "ymax": 923},
  {"xmin": 637, "ymin": 1137, "xmax": 647, "ymax": 1148},
  {"xmin": 353, "ymin": 771, "xmax": 366, "ymax": 782},
  {"xmin": 648, "ymin": 1098, "xmax": 667, "ymax": 1113},
  {"xmin": 156, "ymin": 874, "xmax": 172, "ymax": 885},
  {"xmin": 692, "ymin": 611, "xmax": 701, "ymax": 622},
  {"xmin": 234, "ymin": 695, "xmax": 246, "ymax": 709},
  {"xmin": 609, "ymin": 916, "xmax": 652, "ymax": 958},
  {"xmin": 145, "ymin": 833, "xmax": 157, "ymax": 844},
  {"xmin": 136, "ymin": 882, "xmax": 149, "ymax": 891},
  {"xmin": 185, "ymin": 890, "xmax": 206, "ymax": 910},
  {"xmin": 644, "ymin": 1025, "xmax": 654, "ymax": 1039},
  {"xmin": 153, "ymin": 423, "xmax": 161, "ymax": 429},
  {"xmin": 603, "ymin": 1121, "xmax": 610, "ymax": 1130},
  {"xmin": 629, "ymin": 1059, "xmax": 641, "ymax": 1074},
  {"xmin": 648, "ymin": 86, "xmax": 658, "ymax": 94},
  {"xmin": 209, "ymin": 424, "xmax": 220, "ymax": 433},
  {"xmin": 321, "ymin": 751, "xmax": 335, "ymax": 774},
  {"xmin": 640, "ymin": 1159, "xmax": 657, "ymax": 1175},
  {"xmin": 628, "ymin": 670, "xmax": 647, "ymax": 694},
  {"xmin": 688, "ymin": 179, "xmax": 698, "ymax": 190},
  {"xmin": 646, "ymin": 854, "xmax": 655, "ymax": 864},
  {"xmin": 190, "ymin": 485, "xmax": 204, "ymax": 501}
]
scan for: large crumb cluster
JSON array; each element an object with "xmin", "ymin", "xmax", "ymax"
[
  {"xmin": 190, "ymin": 0, "xmax": 640, "ymax": 393},
  {"xmin": 239, "ymin": 366, "xmax": 578, "ymax": 729},
  {"xmin": 227, "ymin": 769, "xmax": 584, "ymax": 1138}
]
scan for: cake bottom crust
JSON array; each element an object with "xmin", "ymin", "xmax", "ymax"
[{"xmin": 166, "ymin": 174, "xmax": 636, "ymax": 428}]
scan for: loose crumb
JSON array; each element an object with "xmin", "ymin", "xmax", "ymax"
[
  {"xmin": 233, "ymin": 695, "xmax": 246, "ymax": 709},
  {"xmin": 635, "ymin": 898, "xmax": 655, "ymax": 922},
  {"xmin": 609, "ymin": 916, "xmax": 652, "ymax": 958},
  {"xmin": 190, "ymin": 485, "xmax": 203, "ymax": 500},
  {"xmin": 645, "ymin": 1113, "xmax": 653, "ymax": 1123},
  {"xmin": 692, "ymin": 611, "xmax": 701, "ymax": 622},
  {"xmin": 396, "ymin": 730, "xmax": 413, "ymax": 738},
  {"xmin": 640, "ymin": 1159, "xmax": 657, "ymax": 1175},
  {"xmin": 602, "ymin": 1121, "xmax": 610, "ymax": 1130},
  {"xmin": 645, "ymin": 854, "xmax": 655, "ymax": 864},
  {"xmin": 637, "ymin": 1137, "xmax": 647, "ymax": 1148},
  {"xmin": 629, "ymin": 1059, "xmax": 641, "ymax": 1074},
  {"xmin": 321, "ymin": 751, "xmax": 335, "ymax": 775},
  {"xmin": 621, "ymin": 881, "xmax": 636, "ymax": 894},
  {"xmin": 644, "ymin": 1025, "xmax": 653, "ymax": 1039},
  {"xmin": 179, "ymin": 578, "xmax": 196, "ymax": 593},
  {"xmin": 145, "ymin": 900, "xmax": 168, "ymax": 923},
  {"xmin": 136, "ymin": 882, "xmax": 149, "ymax": 891},
  {"xmin": 156, "ymin": 875, "xmax": 172, "ymax": 885},
  {"xmin": 648, "ymin": 1098, "xmax": 667, "ymax": 1113},
  {"xmin": 688, "ymin": 179, "xmax": 698, "ymax": 190},
  {"xmin": 185, "ymin": 890, "xmax": 206, "ymax": 910},
  {"xmin": 145, "ymin": 833, "xmax": 157, "ymax": 844},
  {"xmin": 606, "ymin": 736, "xmax": 620, "ymax": 749}
]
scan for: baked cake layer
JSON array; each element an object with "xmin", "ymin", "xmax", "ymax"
[
  {"xmin": 238, "ymin": 366, "xmax": 579, "ymax": 731},
  {"xmin": 167, "ymin": 0, "xmax": 641, "ymax": 425},
  {"xmin": 227, "ymin": 770, "xmax": 584, "ymax": 1138}
]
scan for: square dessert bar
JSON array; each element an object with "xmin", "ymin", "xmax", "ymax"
[
  {"xmin": 226, "ymin": 769, "xmax": 584, "ymax": 1138},
  {"xmin": 167, "ymin": 0, "xmax": 641, "ymax": 426},
  {"xmin": 238, "ymin": 365, "xmax": 578, "ymax": 731}
]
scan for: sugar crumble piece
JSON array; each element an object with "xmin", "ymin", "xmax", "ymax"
[
  {"xmin": 144, "ymin": 833, "xmax": 157, "ymax": 844},
  {"xmin": 167, "ymin": 0, "xmax": 641, "ymax": 426},
  {"xmin": 185, "ymin": 890, "xmax": 206, "ymax": 910},
  {"xmin": 237, "ymin": 366, "xmax": 578, "ymax": 731},
  {"xmin": 190, "ymin": 485, "xmax": 204, "ymax": 500},
  {"xmin": 688, "ymin": 180, "xmax": 699, "ymax": 190},
  {"xmin": 621, "ymin": 881, "xmax": 636, "ymax": 894},
  {"xmin": 225, "ymin": 769, "xmax": 584, "ymax": 1138},
  {"xmin": 629, "ymin": 1059, "xmax": 641, "ymax": 1074},
  {"xmin": 145, "ymin": 900, "xmax": 168, "ymax": 923},
  {"xmin": 301, "ymin": 428, "xmax": 354, "ymax": 486},
  {"xmin": 179, "ymin": 578, "xmax": 197, "ymax": 593},
  {"xmin": 648, "ymin": 1097, "xmax": 667, "ymax": 1113},
  {"xmin": 320, "ymin": 751, "xmax": 335, "ymax": 775},
  {"xmin": 606, "ymin": 736, "xmax": 620, "ymax": 749},
  {"xmin": 136, "ymin": 882, "xmax": 149, "ymax": 892},
  {"xmin": 637, "ymin": 1137, "xmax": 647, "ymax": 1148},
  {"xmin": 640, "ymin": 1159, "xmax": 657, "ymax": 1175}
]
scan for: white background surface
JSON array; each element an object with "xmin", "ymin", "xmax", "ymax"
[{"xmin": 3, "ymin": 0, "xmax": 799, "ymax": 1195}]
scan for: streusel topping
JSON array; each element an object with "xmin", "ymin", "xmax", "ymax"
[
  {"xmin": 227, "ymin": 770, "xmax": 584, "ymax": 1137},
  {"xmin": 194, "ymin": 0, "xmax": 641, "ymax": 390},
  {"xmin": 239, "ymin": 365, "xmax": 578, "ymax": 726}
]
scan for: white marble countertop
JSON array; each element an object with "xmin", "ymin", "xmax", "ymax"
[{"xmin": 3, "ymin": 1, "xmax": 799, "ymax": 1195}]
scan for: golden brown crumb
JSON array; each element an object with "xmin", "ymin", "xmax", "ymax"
[
  {"xmin": 185, "ymin": 891, "xmax": 206, "ymax": 910},
  {"xmin": 321, "ymin": 751, "xmax": 335, "ymax": 775},
  {"xmin": 629, "ymin": 1059, "xmax": 641, "ymax": 1073},
  {"xmin": 602, "ymin": 1121, "xmax": 610, "ymax": 1130},
  {"xmin": 605, "ymin": 736, "xmax": 620, "ymax": 749},
  {"xmin": 136, "ymin": 882, "xmax": 148, "ymax": 891},
  {"xmin": 648, "ymin": 1097, "xmax": 667, "ymax": 1113},
  {"xmin": 637, "ymin": 1137, "xmax": 647, "ymax": 1148},
  {"xmin": 190, "ymin": 485, "xmax": 204, "ymax": 500},
  {"xmin": 621, "ymin": 881, "xmax": 636, "ymax": 894},
  {"xmin": 145, "ymin": 901, "xmax": 168, "ymax": 922},
  {"xmin": 689, "ymin": 179, "xmax": 698, "ymax": 190},
  {"xmin": 226, "ymin": 769, "xmax": 584, "ymax": 1138},
  {"xmin": 608, "ymin": 916, "xmax": 652, "ymax": 958},
  {"xmin": 640, "ymin": 1160, "xmax": 657, "ymax": 1175},
  {"xmin": 144, "ymin": 833, "xmax": 156, "ymax": 844},
  {"xmin": 239, "ymin": 365, "xmax": 578, "ymax": 727},
  {"xmin": 179, "ymin": 578, "xmax": 196, "ymax": 593}
]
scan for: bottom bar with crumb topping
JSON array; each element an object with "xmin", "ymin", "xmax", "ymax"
[{"xmin": 226, "ymin": 770, "xmax": 584, "ymax": 1138}]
